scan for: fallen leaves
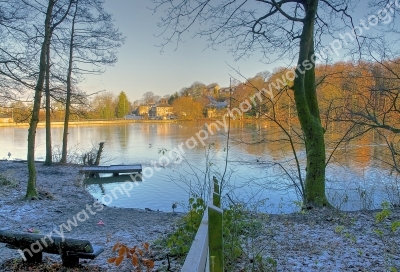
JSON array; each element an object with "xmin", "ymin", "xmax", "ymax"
[{"xmin": 107, "ymin": 241, "xmax": 154, "ymax": 271}]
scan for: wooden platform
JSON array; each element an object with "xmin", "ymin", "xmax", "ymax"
[
  {"xmin": 84, "ymin": 175, "xmax": 142, "ymax": 185},
  {"xmin": 79, "ymin": 164, "xmax": 142, "ymax": 176}
]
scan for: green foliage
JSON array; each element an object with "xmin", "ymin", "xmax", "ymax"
[
  {"xmin": 223, "ymin": 203, "xmax": 248, "ymax": 262},
  {"xmin": 160, "ymin": 196, "xmax": 276, "ymax": 271},
  {"xmin": 375, "ymin": 201, "xmax": 400, "ymax": 234},
  {"xmin": 376, "ymin": 201, "xmax": 391, "ymax": 223},
  {"xmin": 164, "ymin": 197, "xmax": 205, "ymax": 256},
  {"xmin": 374, "ymin": 201, "xmax": 400, "ymax": 270},
  {"xmin": 168, "ymin": 92, "xmax": 179, "ymax": 105},
  {"xmin": 391, "ymin": 221, "xmax": 400, "ymax": 232},
  {"xmin": 334, "ymin": 225, "xmax": 356, "ymax": 243},
  {"xmin": 334, "ymin": 225, "xmax": 345, "ymax": 234},
  {"xmin": 223, "ymin": 202, "xmax": 275, "ymax": 272},
  {"xmin": 91, "ymin": 92, "xmax": 117, "ymax": 119},
  {"xmin": 116, "ymin": 91, "xmax": 130, "ymax": 118}
]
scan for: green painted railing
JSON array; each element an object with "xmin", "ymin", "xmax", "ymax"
[{"xmin": 181, "ymin": 177, "xmax": 223, "ymax": 272}]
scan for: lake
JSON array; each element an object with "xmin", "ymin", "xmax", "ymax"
[{"xmin": 0, "ymin": 121, "xmax": 397, "ymax": 213}]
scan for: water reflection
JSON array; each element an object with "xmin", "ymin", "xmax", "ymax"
[{"xmin": 0, "ymin": 122, "xmax": 397, "ymax": 213}]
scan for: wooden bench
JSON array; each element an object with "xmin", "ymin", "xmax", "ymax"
[{"xmin": 0, "ymin": 230, "xmax": 104, "ymax": 267}]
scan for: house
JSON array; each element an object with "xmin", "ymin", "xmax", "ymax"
[
  {"xmin": 205, "ymin": 97, "xmax": 229, "ymax": 118},
  {"xmin": 137, "ymin": 105, "xmax": 151, "ymax": 116},
  {"xmin": 150, "ymin": 103, "xmax": 173, "ymax": 118}
]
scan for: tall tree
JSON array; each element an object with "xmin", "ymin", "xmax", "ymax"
[
  {"xmin": 153, "ymin": 0, "xmax": 361, "ymax": 207},
  {"xmin": 60, "ymin": 0, "xmax": 124, "ymax": 163},
  {"xmin": 60, "ymin": 0, "xmax": 78, "ymax": 163},
  {"xmin": 116, "ymin": 91, "xmax": 130, "ymax": 118},
  {"xmin": 44, "ymin": 33, "xmax": 53, "ymax": 165},
  {"xmin": 26, "ymin": 0, "xmax": 72, "ymax": 199}
]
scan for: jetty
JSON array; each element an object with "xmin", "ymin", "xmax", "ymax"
[{"xmin": 79, "ymin": 164, "xmax": 142, "ymax": 177}]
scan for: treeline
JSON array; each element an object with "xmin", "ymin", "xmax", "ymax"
[
  {"xmin": 8, "ymin": 60, "xmax": 399, "ymax": 126},
  {"xmin": 0, "ymin": 0, "xmax": 124, "ymax": 199}
]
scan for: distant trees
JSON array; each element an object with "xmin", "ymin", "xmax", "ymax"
[
  {"xmin": 0, "ymin": 0, "xmax": 124, "ymax": 195},
  {"xmin": 116, "ymin": 91, "xmax": 130, "ymax": 118},
  {"xmin": 60, "ymin": 0, "xmax": 124, "ymax": 163},
  {"xmin": 152, "ymin": 0, "xmax": 365, "ymax": 207},
  {"xmin": 168, "ymin": 92, "xmax": 179, "ymax": 105},
  {"xmin": 232, "ymin": 75, "xmax": 268, "ymax": 117},
  {"xmin": 10, "ymin": 102, "xmax": 31, "ymax": 123},
  {"xmin": 142, "ymin": 91, "xmax": 156, "ymax": 105},
  {"xmin": 90, "ymin": 92, "xmax": 117, "ymax": 119},
  {"xmin": 86, "ymin": 91, "xmax": 131, "ymax": 119},
  {"xmin": 172, "ymin": 97, "xmax": 203, "ymax": 120}
]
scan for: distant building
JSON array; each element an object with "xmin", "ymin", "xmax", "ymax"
[
  {"xmin": 137, "ymin": 106, "xmax": 150, "ymax": 116},
  {"xmin": 150, "ymin": 103, "xmax": 173, "ymax": 118},
  {"xmin": 205, "ymin": 97, "xmax": 229, "ymax": 118}
]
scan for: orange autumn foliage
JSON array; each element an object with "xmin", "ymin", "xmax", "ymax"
[{"xmin": 108, "ymin": 241, "xmax": 154, "ymax": 271}]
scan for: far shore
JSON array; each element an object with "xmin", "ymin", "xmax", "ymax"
[
  {"xmin": 0, "ymin": 117, "xmax": 258, "ymax": 127},
  {"xmin": 0, "ymin": 119, "xmax": 182, "ymax": 127}
]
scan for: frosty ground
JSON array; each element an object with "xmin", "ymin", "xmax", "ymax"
[{"xmin": 0, "ymin": 161, "xmax": 399, "ymax": 271}]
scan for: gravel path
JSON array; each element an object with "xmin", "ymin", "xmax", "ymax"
[{"xmin": 0, "ymin": 160, "xmax": 400, "ymax": 271}]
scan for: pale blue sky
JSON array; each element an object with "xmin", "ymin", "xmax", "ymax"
[
  {"xmin": 78, "ymin": 1, "xmax": 279, "ymax": 102},
  {"xmin": 78, "ymin": 1, "xmax": 386, "ymax": 102}
]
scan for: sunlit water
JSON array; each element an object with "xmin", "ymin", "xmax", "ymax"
[{"xmin": 0, "ymin": 122, "xmax": 397, "ymax": 213}]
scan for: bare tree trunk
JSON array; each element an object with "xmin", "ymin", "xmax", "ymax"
[
  {"xmin": 26, "ymin": 0, "xmax": 55, "ymax": 199},
  {"xmin": 293, "ymin": 0, "xmax": 329, "ymax": 207},
  {"xmin": 61, "ymin": 0, "xmax": 78, "ymax": 164},
  {"xmin": 44, "ymin": 40, "xmax": 52, "ymax": 165}
]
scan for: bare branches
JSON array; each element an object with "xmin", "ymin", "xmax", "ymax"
[
  {"xmin": 152, "ymin": 0, "xmax": 361, "ymax": 64},
  {"xmin": 271, "ymin": 0, "xmax": 304, "ymax": 22},
  {"xmin": 152, "ymin": 0, "xmax": 312, "ymax": 62}
]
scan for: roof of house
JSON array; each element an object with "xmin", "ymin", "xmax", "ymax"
[{"xmin": 206, "ymin": 98, "xmax": 229, "ymax": 109}]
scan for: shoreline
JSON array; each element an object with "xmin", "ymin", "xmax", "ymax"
[
  {"xmin": 0, "ymin": 161, "xmax": 183, "ymax": 271},
  {"xmin": 0, "ymin": 117, "xmax": 269, "ymax": 128},
  {"xmin": 0, "ymin": 119, "xmax": 181, "ymax": 128},
  {"xmin": 1, "ymin": 161, "xmax": 400, "ymax": 271}
]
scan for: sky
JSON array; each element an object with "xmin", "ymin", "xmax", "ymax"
[
  {"xmin": 77, "ymin": 1, "xmax": 388, "ymax": 103},
  {"xmin": 78, "ymin": 1, "xmax": 279, "ymax": 102}
]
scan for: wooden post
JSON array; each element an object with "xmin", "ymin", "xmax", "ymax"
[
  {"xmin": 94, "ymin": 142, "xmax": 104, "ymax": 166},
  {"xmin": 213, "ymin": 176, "xmax": 220, "ymax": 207},
  {"xmin": 208, "ymin": 177, "xmax": 223, "ymax": 272}
]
